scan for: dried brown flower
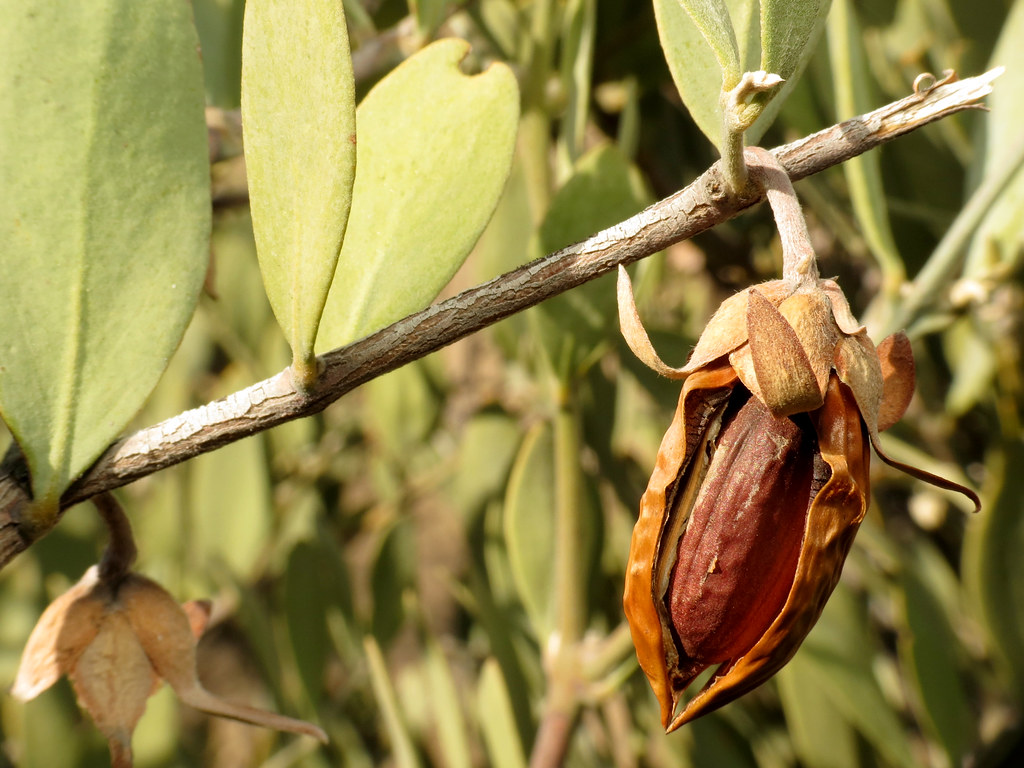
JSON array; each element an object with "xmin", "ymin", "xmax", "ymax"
[{"xmin": 12, "ymin": 498, "xmax": 326, "ymax": 767}]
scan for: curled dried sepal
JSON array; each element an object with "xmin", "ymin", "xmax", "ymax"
[
  {"xmin": 13, "ymin": 566, "xmax": 327, "ymax": 766},
  {"xmin": 11, "ymin": 566, "xmax": 104, "ymax": 702},
  {"xmin": 622, "ymin": 363, "xmax": 738, "ymax": 727},
  {"xmin": 616, "ymin": 266, "xmax": 688, "ymax": 379}
]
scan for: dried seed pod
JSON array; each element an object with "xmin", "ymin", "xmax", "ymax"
[
  {"xmin": 618, "ymin": 147, "xmax": 980, "ymax": 730},
  {"xmin": 13, "ymin": 516, "xmax": 327, "ymax": 768}
]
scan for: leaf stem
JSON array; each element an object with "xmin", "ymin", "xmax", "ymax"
[
  {"xmin": 529, "ymin": 388, "xmax": 586, "ymax": 768},
  {"xmin": 520, "ymin": 0, "xmax": 557, "ymax": 224},
  {"xmin": 744, "ymin": 146, "xmax": 819, "ymax": 283},
  {"xmin": 720, "ymin": 71, "xmax": 784, "ymax": 195},
  {"xmin": 887, "ymin": 131, "xmax": 1024, "ymax": 336},
  {"xmin": 94, "ymin": 493, "xmax": 137, "ymax": 584}
]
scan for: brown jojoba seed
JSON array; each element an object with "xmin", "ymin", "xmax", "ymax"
[{"xmin": 668, "ymin": 393, "xmax": 815, "ymax": 666}]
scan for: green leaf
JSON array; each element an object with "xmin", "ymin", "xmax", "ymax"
[
  {"xmin": 797, "ymin": 583, "xmax": 918, "ymax": 768},
  {"xmin": 531, "ymin": 143, "xmax": 651, "ymax": 372},
  {"xmin": 963, "ymin": 438, "xmax": 1024, "ymax": 702},
  {"xmin": 364, "ymin": 360, "xmax": 440, "ymax": 462},
  {"xmin": 411, "ymin": 0, "xmax": 454, "ymax": 36},
  {"xmin": 777, "ymin": 653, "xmax": 859, "ymax": 768},
  {"xmin": 557, "ymin": 0, "xmax": 597, "ymax": 167},
  {"xmin": 242, "ymin": 0, "xmax": 356, "ymax": 386},
  {"xmin": 316, "ymin": 39, "xmax": 519, "ymax": 351},
  {"xmin": 364, "ymin": 635, "xmax": 423, "ymax": 768},
  {"xmin": 504, "ymin": 423, "xmax": 557, "ymax": 637},
  {"xmin": 964, "ymin": 0, "xmax": 1024, "ymax": 279},
  {"xmin": 188, "ymin": 370, "xmax": 273, "ymax": 578},
  {"xmin": 423, "ymin": 631, "xmax": 473, "ymax": 768},
  {"xmin": 193, "ymin": 0, "xmax": 246, "ymax": 107},
  {"xmin": 653, "ymin": 0, "xmax": 748, "ymax": 148},
  {"xmin": 0, "ymin": 0, "xmax": 210, "ymax": 515},
  {"xmin": 654, "ymin": 0, "xmax": 828, "ymax": 148},
  {"xmin": 476, "ymin": 658, "xmax": 528, "ymax": 768},
  {"xmin": 678, "ymin": 0, "xmax": 741, "ymax": 87},
  {"xmin": 944, "ymin": 316, "xmax": 999, "ymax": 416},
  {"xmin": 761, "ymin": 0, "xmax": 832, "ymax": 84},
  {"xmin": 370, "ymin": 518, "xmax": 417, "ymax": 647},
  {"xmin": 285, "ymin": 540, "xmax": 331, "ymax": 704},
  {"xmin": 449, "ymin": 412, "xmax": 522, "ymax": 520},
  {"xmin": 897, "ymin": 541, "xmax": 975, "ymax": 765}
]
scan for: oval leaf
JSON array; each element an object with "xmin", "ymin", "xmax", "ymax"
[
  {"xmin": 678, "ymin": 0, "xmax": 741, "ymax": 87},
  {"xmin": 655, "ymin": 0, "xmax": 828, "ymax": 147},
  {"xmin": 315, "ymin": 39, "xmax": 519, "ymax": 350},
  {"xmin": 654, "ymin": 0, "xmax": 751, "ymax": 148},
  {"xmin": 532, "ymin": 143, "xmax": 652, "ymax": 371},
  {"xmin": 504, "ymin": 423, "xmax": 557, "ymax": 637},
  {"xmin": 0, "ymin": 0, "xmax": 210, "ymax": 513},
  {"xmin": 761, "ymin": 0, "xmax": 832, "ymax": 83},
  {"xmin": 241, "ymin": 0, "xmax": 356, "ymax": 385}
]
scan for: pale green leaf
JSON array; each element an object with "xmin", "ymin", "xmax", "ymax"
[
  {"xmin": 777, "ymin": 654, "xmax": 859, "ymax": 768},
  {"xmin": 531, "ymin": 143, "xmax": 651, "ymax": 371},
  {"xmin": 242, "ymin": 0, "xmax": 356, "ymax": 384},
  {"xmin": 761, "ymin": 0, "xmax": 832, "ymax": 83},
  {"xmin": 897, "ymin": 541, "xmax": 975, "ymax": 765},
  {"xmin": 504, "ymin": 423, "xmax": 557, "ymax": 638},
  {"xmin": 411, "ymin": 0, "xmax": 453, "ymax": 36},
  {"xmin": 944, "ymin": 317, "xmax": 999, "ymax": 416},
  {"xmin": 188, "ymin": 368, "xmax": 273, "ymax": 578},
  {"xmin": 655, "ymin": 0, "xmax": 828, "ymax": 148},
  {"xmin": 450, "ymin": 412, "xmax": 521, "ymax": 519},
  {"xmin": 677, "ymin": 0, "xmax": 741, "ymax": 87},
  {"xmin": 316, "ymin": 39, "xmax": 519, "ymax": 350},
  {"xmin": 965, "ymin": 0, "xmax": 1024, "ymax": 277},
  {"xmin": 364, "ymin": 361, "xmax": 440, "ymax": 462},
  {"xmin": 963, "ymin": 440, "xmax": 1024, "ymax": 702},
  {"xmin": 424, "ymin": 632, "xmax": 473, "ymax": 768},
  {"xmin": 798, "ymin": 584, "xmax": 918, "ymax": 768},
  {"xmin": 365, "ymin": 635, "xmax": 423, "ymax": 768},
  {"xmin": 0, "ymin": 0, "xmax": 210, "ymax": 513},
  {"xmin": 557, "ymin": 0, "xmax": 597, "ymax": 169},
  {"xmin": 653, "ymin": 0, "xmax": 753, "ymax": 148},
  {"xmin": 193, "ymin": 0, "xmax": 246, "ymax": 107},
  {"xmin": 476, "ymin": 659, "xmax": 528, "ymax": 768},
  {"xmin": 749, "ymin": 0, "xmax": 831, "ymax": 140}
]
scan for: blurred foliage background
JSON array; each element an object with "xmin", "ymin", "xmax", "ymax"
[{"xmin": 2, "ymin": 0, "xmax": 1024, "ymax": 766}]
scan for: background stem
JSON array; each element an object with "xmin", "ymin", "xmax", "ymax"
[{"xmin": 529, "ymin": 385, "xmax": 586, "ymax": 768}]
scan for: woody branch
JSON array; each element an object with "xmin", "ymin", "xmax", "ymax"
[{"xmin": 0, "ymin": 68, "xmax": 1004, "ymax": 569}]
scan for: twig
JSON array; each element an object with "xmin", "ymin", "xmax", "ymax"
[{"xmin": 0, "ymin": 68, "xmax": 1001, "ymax": 570}]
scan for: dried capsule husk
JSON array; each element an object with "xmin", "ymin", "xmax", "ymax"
[
  {"xmin": 619, "ymin": 268, "xmax": 978, "ymax": 730},
  {"xmin": 623, "ymin": 371, "xmax": 870, "ymax": 730},
  {"xmin": 618, "ymin": 147, "xmax": 980, "ymax": 730},
  {"xmin": 667, "ymin": 392, "xmax": 820, "ymax": 673}
]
